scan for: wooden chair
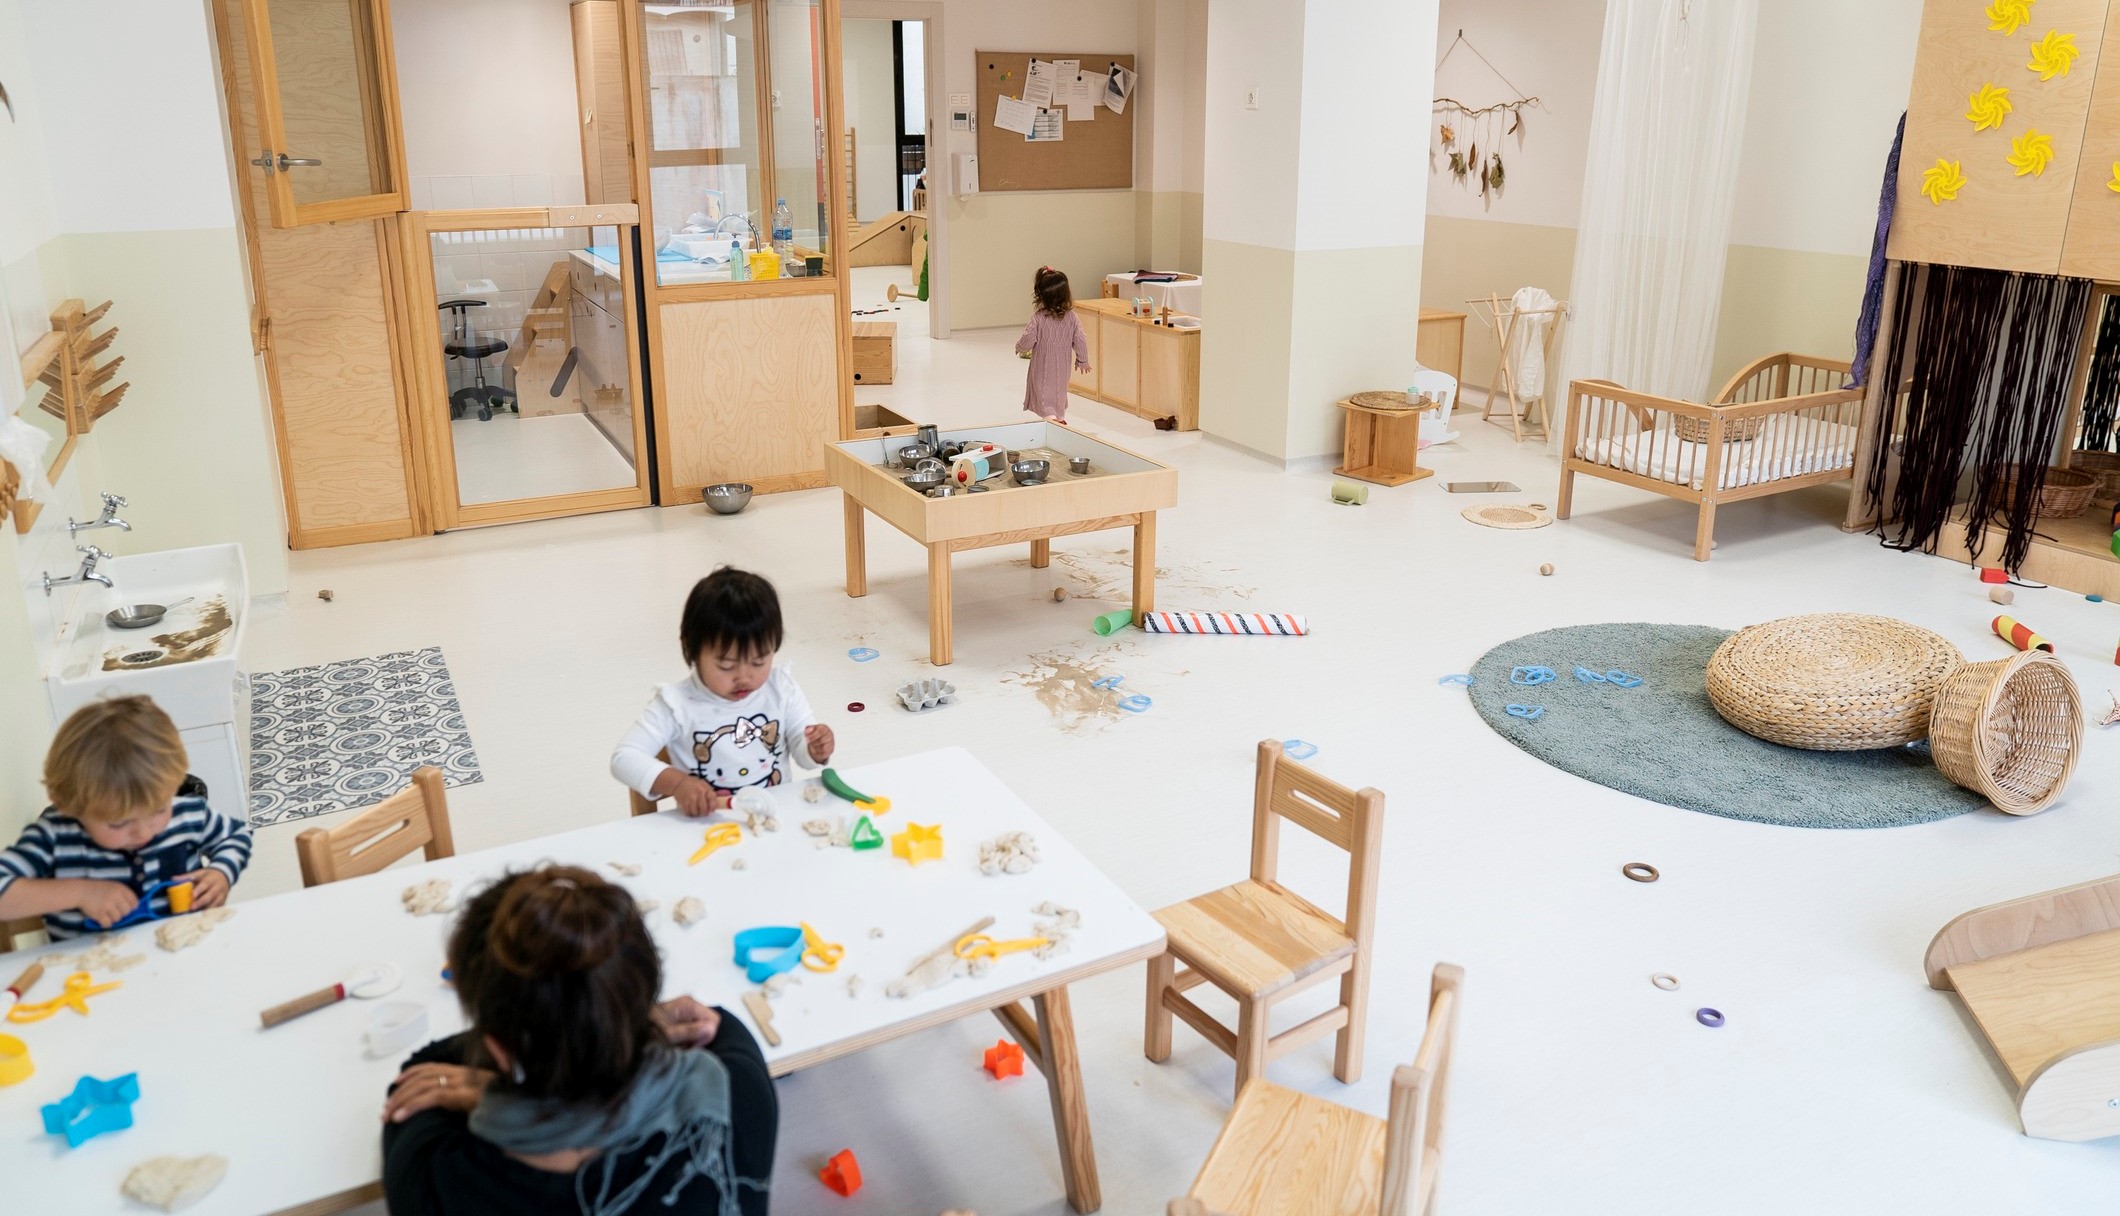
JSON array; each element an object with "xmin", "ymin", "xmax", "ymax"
[
  {"xmin": 294, "ymin": 766, "xmax": 456, "ymax": 887},
  {"xmin": 1146, "ymin": 740, "xmax": 1386, "ymax": 1098},
  {"xmin": 0, "ymin": 916, "xmax": 46, "ymax": 954},
  {"xmin": 1167, "ymin": 964, "xmax": 1463, "ymax": 1216},
  {"xmin": 628, "ymin": 748, "xmax": 670, "ymax": 817}
]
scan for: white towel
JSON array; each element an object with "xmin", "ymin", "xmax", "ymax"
[{"xmin": 1508, "ymin": 285, "xmax": 1558, "ymax": 403}]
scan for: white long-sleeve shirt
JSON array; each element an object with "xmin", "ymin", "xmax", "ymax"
[{"xmin": 610, "ymin": 666, "xmax": 824, "ymax": 798}]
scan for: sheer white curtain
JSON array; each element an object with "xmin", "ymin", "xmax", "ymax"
[{"xmin": 1558, "ymin": 0, "xmax": 1758, "ymax": 452}]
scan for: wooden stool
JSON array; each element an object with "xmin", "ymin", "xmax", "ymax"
[
  {"xmin": 852, "ymin": 321, "xmax": 896, "ymax": 385},
  {"xmin": 1334, "ymin": 396, "xmax": 1433, "ymax": 488}
]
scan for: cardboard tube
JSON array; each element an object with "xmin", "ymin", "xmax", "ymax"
[
  {"xmin": 1091, "ymin": 609, "xmax": 1134, "ymax": 636},
  {"xmin": 1992, "ymin": 614, "xmax": 2055, "ymax": 653}
]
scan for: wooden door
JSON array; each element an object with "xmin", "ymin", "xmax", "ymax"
[
  {"xmin": 239, "ymin": 0, "xmax": 410, "ymax": 227},
  {"xmin": 573, "ymin": 1, "xmax": 634, "ymax": 204},
  {"xmin": 216, "ymin": 0, "xmax": 422, "ymax": 548}
]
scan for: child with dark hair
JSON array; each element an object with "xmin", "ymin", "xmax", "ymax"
[
  {"xmin": 610, "ymin": 567, "xmax": 833, "ymax": 816},
  {"xmin": 381, "ymin": 865, "xmax": 777, "ymax": 1216},
  {"xmin": 1015, "ymin": 265, "xmax": 1090, "ymax": 424}
]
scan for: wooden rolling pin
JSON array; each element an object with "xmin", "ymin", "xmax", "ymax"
[
  {"xmin": 5, "ymin": 960, "xmax": 42, "ymax": 1004},
  {"xmin": 260, "ymin": 984, "xmax": 352, "ymax": 1028}
]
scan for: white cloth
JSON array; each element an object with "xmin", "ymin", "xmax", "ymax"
[
  {"xmin": 1557, "ymin": 0, "xmax": 1758, "ymax": 452},
  {"xmin": 1507, "ymin": 285, "xmax": 1558, "ymax": 403},
  {"xmin": 1580, "ymin": 415, "xmax": 1859, "ymax": 491},
  {"xmin": 610, "ymin": 667, "xmax": 822, "ymax": 798},
  {"xmin": 1104, "ymin": 273, "xmax": 1203, "ymax": 319}
]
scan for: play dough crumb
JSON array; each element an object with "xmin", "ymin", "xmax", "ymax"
[
  {"xmin": 731, "ymin": 858, "xmax": 748, "ymax": 871},
  {"xmin": 638, "ymin": 899, "xmax": 660, "ymax": 916},
  {"xmin": 674, "ymin": 896, "xmax": 706, "ymax": 927},
  {"xmin": 606, "ymin": 861, "xmax": 642, "ymax": 877},
  {"xmin": 979, "ymin": 831, "xmax": 1041, "ymax": 876},
  {"xmin": 401, "ymin": 879, "xmax": 453, "ymax": 917},
  {"xmin": 122, "ymin": 1154, "xmax": 229, "ymax": 1211},
  {"xmin": 846, "ymin": 975, "xmax": 864, "ymax": 998}
]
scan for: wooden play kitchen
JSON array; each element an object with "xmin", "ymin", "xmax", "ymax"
[
  {"xmin": 1068, "ymin": 299, "xmax": 1200, "ymax": 431},
  {"xmin": 827, "ymin": 422, "xmax": 1178, "ymax": 665}
]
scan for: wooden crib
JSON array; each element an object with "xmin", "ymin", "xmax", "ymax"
[{"xmin": 1557, "ymin": 353, "xmax": 1865, "ymax": 560}]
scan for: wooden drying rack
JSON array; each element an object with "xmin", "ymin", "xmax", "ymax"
[{"xmin": 9, "ymin": 298, "xmax": 128, "ymax": 534}]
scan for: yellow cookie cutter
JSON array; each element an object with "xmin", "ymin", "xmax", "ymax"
[
  {"xmin": 799, "ymin": 922, "xmax": 844, "ymax": 973},
  {"xmin": 0, "ymin": 1033, "xmax": 32, "ymax": 1086},
  {"xmin": 6, "ymin": 972, "xmax": 122, "ymax": 1024},
  {"xmin": 954, "ymin": 933, "xmax": 1051, "ymax": 963},
  {"xmin": 687, "ymin": 822, "xmax": 743, "ymax": 866}
]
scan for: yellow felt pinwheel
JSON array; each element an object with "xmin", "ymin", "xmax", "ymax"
[
  {"xmin": 2107, "ymin": 162, "xmax": 2120, "ymax": 193},
  {"xmin": 1987, "ymin": 0, "xmax": 2034, "ymax": 37},
  {"xmin": 2027, "ymin": 29, "xmax": 2079, "ymax": 80},
  {"xmin": 1966, "ymin": 82, "xmax": 2013, "ymax": 131},
  {"xmin": 2007, "ymin": 129, "xmax": 2055, "ymax": 175},
  {"xmin": 1921, "ymin": 158, "xmax": 1967, "ymax": 205}
]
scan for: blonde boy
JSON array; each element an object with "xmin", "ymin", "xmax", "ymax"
[{"xmin": 0, "ymin": 696, "xmax": 253, "ymax": 939}]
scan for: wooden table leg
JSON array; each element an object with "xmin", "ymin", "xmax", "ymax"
[
  {"xmin": 1131, "ymin": 512, "xmax": 1157, "ymax": 627},
  {"xmin": 927, "ymin": 543, "xmax": 954, "ymax": 666},
  {"xmin": 1031, "ymin": 537, "xmax": 1051, "ymax": 569},
  {"xmin": 843, "ymin": 493, "xmax": 867, "ymax": 598},
  {"xmin": 1033, "ymin": 984, "xmax": 1102, "ymax": 1213}
]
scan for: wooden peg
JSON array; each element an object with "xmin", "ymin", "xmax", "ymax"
[
  {"xmin": 83, "ymin": 356, "xmax": 123, "ymax": 391},
  {"xmin": 81, "ymin": 300, "xmax": 113, "ymax": 327},
  {"xmin": 91, "ymin": 384, "xmax": 131, "ymax": 421},
  {"xmin": 79, "ymin": 327, "xmax": 118, "ymax": 360}
]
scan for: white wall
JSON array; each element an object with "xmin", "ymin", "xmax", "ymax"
[
  {"xmin": 843, "ymin": 17, "xmax": 901, "ymax": 222},
  {"xmin": 1199, "ymin": 0, "xmax": 1306, "ymax": 252},
  {"xmin": 1424, "ymin": 0, "xmax": 1603, "ymax": 229},
  {"xmin": 1295, "ymin": 0, "xmax": 1434, "ymax": 250},
  {"xmin": 393, "ymin": 0, "xmax": 588, "ymax": 211}
]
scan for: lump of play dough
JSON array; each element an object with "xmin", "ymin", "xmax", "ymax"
[
  {"xmin": 155, "ymin": 908, "xmax": 235, "ymax": 953},
  {"xmin": 802, "ymin": 818, "xmax": 833, "ymax": 836},
  {"xmin": 674, "ymin": 896, "xmax": 706, "ymax": 927},
  {"xmin": 606, "ymin": 861, "xmax": 643, "ymax": 877},
  {"xmin": 979, "ymin": 831, "xmax": 1040, "ymax": 876},
  {"xmin": 638, "ymin": 899, "xmax": 661, "ymax": 916},
  {"xmin": 1031, "ymin": 901, "xmax": 1080, "ymax": 929},
  {"xmin": 845, "ymin": 975, "xmax": 864, "ymax": 998},
  {"xmin": 803, "ymin": 782, "xmax": 825, "ymax": 803},
  {"xmin": 884, "ymin": 953, "xmax": 958, "ymax": 999},
  {"xmin": 52, "ymin": 933, "xmax": 142, "ymax": 972},
  {"xmin": 401, "ymin": 879, "xmax": 453, "ymax": 917},
  {"xmin": 732, "ymin": 789, "xmax": 779, "ymax": 834},
  {"xmin": 122, "ymin": 1155, "xmax": 229, "ymax": 1211},
  {"xmin": 731, "ymin": 858, "xmax": 748, "ymax": 871}
]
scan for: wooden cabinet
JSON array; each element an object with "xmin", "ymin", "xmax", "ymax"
[
  {"xmin": 1140, "ymin": 323, "xmax": 1200, "ymax": 432},
  {"xmin": 1069, "ymin": 300, "xmax": 1199, "ymax": 429},
  {"xmin": 659, "ymin": 293, "xmax": 839, "ymax": 497},
  {"xmin": 1071, "ymin": 314, "xmax": 1100, "ymax": 394},
  {"xmin": 1417, "ymin": 309, "xmax": 1465, "ymax": 383},
  {"xmin": 1100, "ymin": 316, "xmax": 1141, "ymax": 409},
  {"xmin": 572, "ymin": 1, "xmax": 633, "ymax": 204},
  {"xmin": 1891, "ymin": 0, "xmax": 2111, "ymax": 273}
]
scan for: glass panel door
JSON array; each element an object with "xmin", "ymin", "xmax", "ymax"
[{"xmin": 241, "ymin": 0, "xmax": 408, "ymax": 227}]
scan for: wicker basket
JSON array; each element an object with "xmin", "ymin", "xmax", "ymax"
[
  {"xmin": 1929, "ymin": 651, "xmax": 2081, "ymax": 815},
  {"xmin": 1673, "ymin": 410, "xmax": 1766, "ymax": 444},
  {"xmin": 1705, "ymin": 613, "xmax": 1962, "ymax": 750},
  {"xmin": 2069, "ymin": 450, "xmax": 2120, "ymax": 501},
  {"xmin": 1996, "ymin": 465, "xmax": 2098, "ymax": 520}
]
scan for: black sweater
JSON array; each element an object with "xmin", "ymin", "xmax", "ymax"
[{"xmin": 380, "ymin": 1014, "xmax": 777, "ymax": 1216}]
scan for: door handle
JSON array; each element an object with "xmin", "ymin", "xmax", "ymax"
[{"xmin": 249, "ymin": 150, "xmax": 324, "ymax": 174}]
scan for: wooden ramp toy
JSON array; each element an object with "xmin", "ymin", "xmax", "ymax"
[{"xmin": 1927, "ymin": 871, "xmax": 2120, "ymax": 1140}]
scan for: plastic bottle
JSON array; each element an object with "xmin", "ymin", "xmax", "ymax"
[{"xmin": 772, "ymin": 198, "xmax": 794, "ymax": 268}]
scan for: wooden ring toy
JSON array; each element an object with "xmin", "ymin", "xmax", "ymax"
[
  {"xmin": 1622, "ymin": 862, "xmax": 1660, "ymax": 883},
  {"xmin": 1651, "ymin": 973, "xmax": 1680, "ymax": 991}
]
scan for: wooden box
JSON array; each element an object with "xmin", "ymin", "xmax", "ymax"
[
  {"xmin": 851, "ymin": 320, "xmax": 896, "ymax": 385},
  {"xmin": 851, "ymin": 403, "xmax": 917, "ymax": 439}
]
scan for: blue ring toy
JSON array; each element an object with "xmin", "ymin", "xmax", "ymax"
[
  {"xmin": 1437, "ymin": 673, "xmax": 1475, "ymax": 686},
  {"xmin": 733, "ymin": 926, "xmax": 807, "ymax": 983},
  {"xmin": 1510, "ymin": 666, "xmax": 1557, "ymax": 686},
  {"xmin": 1504, "ymin": 704, "xmax": 1545, "ymax": 721},
  {"xmin": 1604, "ymin": 670, "xmax": 1644, "ymax": 688}
]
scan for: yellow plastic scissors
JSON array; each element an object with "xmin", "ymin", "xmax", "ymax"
[
  {"xmin": 953, "ymin": 933, "xmax": 1051, "ymax": 963},
  {"xmin": 6, "ymin": 972, "xmax": 122, "ymax": 1024},
  {"xmin": 687, "ymin": 823, "xmax": 743, "ymax": 866},
  {"xmin": 799, "ymin": 922, "xmax": 844, "ymax": 973}
]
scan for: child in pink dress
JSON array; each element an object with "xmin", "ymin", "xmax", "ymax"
[{"xmin": 1015, "ymin": 267, "xmax": 1091, "ymax": 424}]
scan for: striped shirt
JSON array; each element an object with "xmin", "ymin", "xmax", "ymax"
[{"xmin": 0, "ymin": 777, "xmax": 253, "ymax": 940}]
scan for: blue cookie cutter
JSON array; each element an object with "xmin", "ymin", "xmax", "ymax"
[
  {"xmin": 1574, "ymin": 666, "xmax": 1608, "ymax": 684},
  {"xmin": 1117, "ymin": 694, "xmax": 1153, "ymax": 713},
  {"xmin": 1091, "ymin": 675, "xmax": 1125, "ymax": 689},
  {"xmin": 1282, "ymin": 739, "xmax": 1318, "ymax": 760},
  {"xmin": 1510, "ymin": 666, "xmax": 1557, "ymax": 686},
  {"xmin": 732, "ymin": 926, "xmax": 806, "ymax": 983},
  {"xmin": 42, "ymin": 1073, "xmax": 139, "ymax": 1148},
  {"xmin": 1504, "ymin": 704, "xmax": 1545, "ymax": 721},
  {"xmin": 847, "ymin": 647, "xmax": 880, "ymax": 663},
  {"xmin": 1437, "ymin": 673, "xmax": 1475, "ymax": 687},
  {"xmin": 1604, "ymin": 670, "xmax": 1644, "ymax": 688},
  {"xmin": 83, "ymin": 879, "xmax": 192, "ymax": 931}
]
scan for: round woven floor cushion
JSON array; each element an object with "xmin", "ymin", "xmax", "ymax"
[{"xmin": 1705, "ymin": 613, "xmax": 1962, "ymax": 751}]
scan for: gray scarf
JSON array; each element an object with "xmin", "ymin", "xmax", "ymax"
[{"xmin": 468, "ymin": 1045, "xmax": 762, "ymax": 1216}]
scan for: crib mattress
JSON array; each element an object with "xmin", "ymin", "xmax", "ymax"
[{"xmin": 1580, "ymin": 415, "xmax": 1859, "ymax": 492}]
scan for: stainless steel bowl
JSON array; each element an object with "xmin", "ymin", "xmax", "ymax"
[
  {"xmin": 903, "ymin": 469, "xmax": 947, "ymax": 492},
  {"xmin": 1010, "ymin": 459, "xmax": 1051, "ymax": 486},
  {"xmin": 894, "ymin": 442, "xmax": 935, "ymax": 468},
  {"xmin": 107, "ymin": 604, "xmax": 170, "ymax": 630},
  {"xmin": 703, "ymin": 483, "xmax": 753, "ymax": 515}
]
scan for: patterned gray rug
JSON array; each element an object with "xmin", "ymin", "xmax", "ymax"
[
  {"xmin": 1465, "ymin": 622, "xmax": 1986, "ymax": 829},
  {"xmin": 247, "ymin": 646, "xmax": 483, "ymax": 827}
]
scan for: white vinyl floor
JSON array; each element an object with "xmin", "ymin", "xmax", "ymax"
[
  {"xmin": 235, "ymin": 298, "xmax": 2120, "ymax": 1213},
  {"xmin": 449, "ymin": 410, "xmax": 638, "ymax": 505}
]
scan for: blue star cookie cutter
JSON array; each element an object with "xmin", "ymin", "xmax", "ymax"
[{"xmin": 42, "ymin": 1072, "xmax": 139, "ymax": 1148}]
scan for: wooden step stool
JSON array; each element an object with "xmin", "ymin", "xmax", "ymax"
[{"xmin": 852, "ymin": 321, "xmax": 896, "ymax": 385}]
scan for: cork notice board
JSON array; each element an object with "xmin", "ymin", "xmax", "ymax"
[{"xmin": 975, "ymin": 51, "xmax": 1135, "ymax": 192}]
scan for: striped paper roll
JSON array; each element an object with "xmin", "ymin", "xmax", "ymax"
[
  {"xmin": 1992, "ymin": 614, "xmax": 2055, "ymax": 654},
  {"xmin": 1141, "ymin": 611, "xmax": 1309, "ymax": 636}
]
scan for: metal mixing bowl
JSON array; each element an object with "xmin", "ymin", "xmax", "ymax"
[
  {"xmin": 894, "ymin": 442, "xmax": 935, "ymax": 468},
  {"xmin": 1010, "ymin": 459, "xmax": 1051, "ymax": 485},
  {"xmin": 107, "ymin": 604, "xmax": 169, "ymax": 630},
  {"xmin": 703, "ymin": 483, "xmax": 753, "ymax": 515},
  {"xmin": 903, "ymin": 469, "xmax": 947, "ymax": 492}
]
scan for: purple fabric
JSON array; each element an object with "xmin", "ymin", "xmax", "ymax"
[
  {"xmin": 1017, "ymin": 308, "xmax": 1089, "ymax": 420},
  {"xmin": 1848, "ymin": 112, "xmax": 1904, "ymax": 388}
]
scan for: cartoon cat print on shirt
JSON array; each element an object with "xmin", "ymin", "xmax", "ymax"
[{"xmin": 692, "ymin": 714, "xmax": 784, "ymax": 794}]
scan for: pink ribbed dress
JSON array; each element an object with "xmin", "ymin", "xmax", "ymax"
[{"xmin": 1016, "ymin": 308, "xmax": 1090, "ymax": 421}]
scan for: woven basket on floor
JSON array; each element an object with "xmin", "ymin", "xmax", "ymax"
[
  {"xmin": 1673, "ymin": 410, "xmax": 1766, "ymax": 444},
  {"xmin": 2069, "ymin": 450, "xmax": 2120, "ymax": 500},
  {"xmin": 1929, "ymin": 651, "xmax": 2082, "ymax": 815},
  {"xmin": 1996, "ymin": 465, "xmax": 2098, "ymax": 520},
  {"xmin": 1705, "ymin": 613, "xmax": 1962, "ymax": 750}
]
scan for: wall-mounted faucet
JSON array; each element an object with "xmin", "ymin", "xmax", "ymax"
[
  {"xmin": 68, "ymin": 492, "xmax": 130, "ymax": 536},
  {"xmin": 43, "ymin": 545, "xmax": 115, "ymax": 595}
]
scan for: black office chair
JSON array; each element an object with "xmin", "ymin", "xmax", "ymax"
[{"xmin": 437, "ymin": 299, "xmax": 515, "ymax": 421}]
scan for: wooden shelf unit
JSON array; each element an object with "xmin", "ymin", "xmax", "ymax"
[
  {"xmin": 1069, "ymin": 298, "xmax": 1199, "ymax": 430},
  {"xmin": 1934, "ymin": 502, "xmax": 2120, "ymax": 599}
]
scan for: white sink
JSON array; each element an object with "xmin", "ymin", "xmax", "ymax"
[{"xmin": 48, "ymin": 543, "xmax": 250, "ymax": 731}]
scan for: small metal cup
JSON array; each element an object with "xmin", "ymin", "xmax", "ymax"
[{"xmin": 1069, "ymin": 456, "xmax": 1092, "ymax": 476}]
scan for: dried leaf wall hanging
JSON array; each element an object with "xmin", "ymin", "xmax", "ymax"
[{"xmin": 1491, "ymin": 153, "xmax": 1505, "ymax": 190}]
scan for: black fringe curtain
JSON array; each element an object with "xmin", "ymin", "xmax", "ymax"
[
  {"xmin": 2079, "ymin": 293, "xmax": 2120, "ymax": 453},
  {"xmin": 1862, "ymin": 263, "xmax": 2092, "ymax": 571}
]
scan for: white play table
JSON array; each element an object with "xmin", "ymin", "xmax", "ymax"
[{"xmin": 0, "ymin": 749, "xmax": 1163, "ymax": 1215}]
